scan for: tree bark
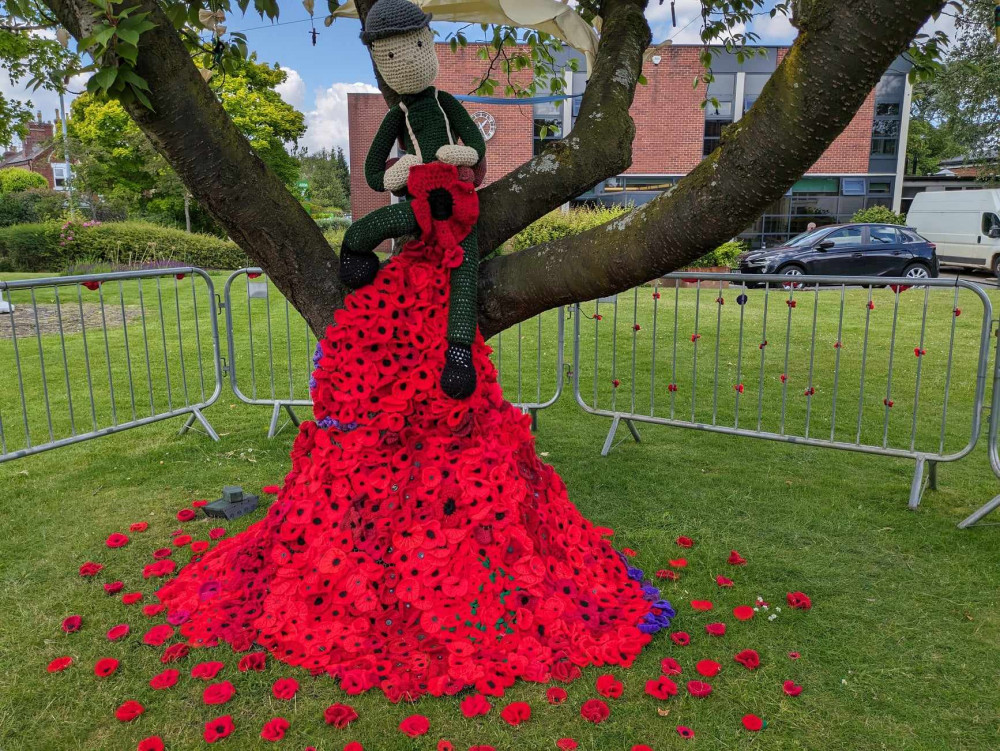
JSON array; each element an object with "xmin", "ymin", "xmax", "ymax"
[
  {"xmin": 476, "ymin": 0, "xmax": 945, "ymax": 338},
  {"xmin": 43, "ymin": 0, "xmax": 348, "ymax": 337}
]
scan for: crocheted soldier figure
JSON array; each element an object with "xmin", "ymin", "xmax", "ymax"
[{"xmin": 340, "ymin": 0, "xmax": 486, "ymax": 399}]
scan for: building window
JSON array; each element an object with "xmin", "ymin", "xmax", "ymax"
[
  {"xmin": 871, "ymin": 74, "xmax": 904, "ymax": 157},
  {"xmin": 743, "ymin": 73, "xmax": 769, "ymax": 113},
  {"xmin": 626, "ymin": 177, "xmax": 675, "ymax": 192},
  {"xmin": 868, "ymin": 181, "xmax": 891, "ymax": 195},
  {"xmin": 604, "ymin": 177, "xmax": 624, "ymax": 193},
  {"xmin": 533, "ymin": 97, "xmax": 562, "ymax": 156},
  {"xmin": 871, "ymin": 119, "xmax": 900, "ymax": 155},
  {"xmin": 841, "ymin": 178, "xmax": 866, "ymax": 196},
  {"xmin": 703, "ymin": 73, "xmax": 735, "ymax": 157}
]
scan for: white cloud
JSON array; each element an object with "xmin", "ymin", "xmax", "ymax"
[
  {"xmin": 300, "ymin": 81, "xmax": 380, "ymax": 156},
  {"xmin": 275, "ymin": 66, "xmax": 306, "ymax": 111},
  {"xmin": 645, "ymin": 0, "xmax": 705, "ymax": 44},
  {"xmin": 750, "ymin": 11, "xmax": 795, "ymax": 45}
]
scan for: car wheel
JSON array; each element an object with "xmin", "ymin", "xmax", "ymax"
[
  {"xmin": 777, "ymin": 264, "xmax": 806, "ymax": 289},
  {"xmin": 902, "ymin": 263, "xmax": 931, "ymax": 280},
  {"xmin": 991, "ymin": 255, "xmax": 1000, "ymax": 279}
]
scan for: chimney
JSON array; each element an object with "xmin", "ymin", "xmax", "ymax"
[{"xmin": 23, "ymin": 119, "xmax": 53, "ymax": 158}]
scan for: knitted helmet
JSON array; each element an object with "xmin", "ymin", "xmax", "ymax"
[{"xmin": 361, "ymin": 0, "xmax": 432, "ymax": 45}]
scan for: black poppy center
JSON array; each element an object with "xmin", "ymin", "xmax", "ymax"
[{"xmin": 428, "ymin": 188, "xmax": 453, "ymax": 220}]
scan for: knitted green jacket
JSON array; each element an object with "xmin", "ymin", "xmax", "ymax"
[{"xmin": 364, "ymin": 86, "xmax": 486, "ymax": 192}]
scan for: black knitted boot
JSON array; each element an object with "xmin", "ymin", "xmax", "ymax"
[
  {"xmin": 440, "ymin": 344, "xmax": 476, "ymax": 399},
  {"xmin": 339, "ymin": 246, "xmax": 380, "ymax": 289}
]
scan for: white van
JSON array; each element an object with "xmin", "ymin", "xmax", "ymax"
[{"xmin": 906, "ymin": 189, "xmax": 1000, "ymax": 275}]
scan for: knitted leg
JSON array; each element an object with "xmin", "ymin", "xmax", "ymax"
[
  {"xmin": 340, "ymin": 203, "xmax": 418, "ymax": 289},
  {"xmin": 440, "ymin": 231, "xmax": 479, "ymax": 399}
]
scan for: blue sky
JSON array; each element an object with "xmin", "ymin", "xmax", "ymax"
[{"xmin": 2, "ymin": 2, "xmax": 951, "ymax": 156}]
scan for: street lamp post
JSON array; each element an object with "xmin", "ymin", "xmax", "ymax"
[{"xmin": 58, "ymin": 84, "xmax": 74, "ymax": 219}]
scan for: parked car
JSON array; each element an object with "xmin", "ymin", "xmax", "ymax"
[
  {"xmin": 738, "ymin": 223, "xmax": 939, "ymax": 281},
  {"xmin": 906, "ymin": 188, "xmax": 1000, "ymax": 276}
]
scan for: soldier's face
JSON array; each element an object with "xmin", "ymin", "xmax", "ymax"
[{"xmin": 371, "ymin": 27, "xmax": 438, "ymax": 94}]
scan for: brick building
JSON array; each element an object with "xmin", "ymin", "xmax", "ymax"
[
  {"xmin": 348, "ymin": 44, "xmax": 911, "ymax": 249},
  {"xmin": 0, "ymin": 114, "xmax": 72, "ymax": 191}
]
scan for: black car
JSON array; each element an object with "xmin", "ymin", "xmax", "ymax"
[{"xmin": 738, "ymin": 223, "xmax": 939, "ymax": 282}]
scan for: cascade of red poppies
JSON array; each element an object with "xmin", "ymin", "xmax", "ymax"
[{"xmin": 155, "ymin": 163, "xmax": 673, "ymax": 700}]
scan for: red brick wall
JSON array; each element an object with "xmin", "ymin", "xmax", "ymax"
[
  {"xmin": 626, "ymin": 47, "xmax": 706, "ymax": 175},
  {"xmin": 806, "ymin": 90, "xmax": 875, "ymax": 174}
]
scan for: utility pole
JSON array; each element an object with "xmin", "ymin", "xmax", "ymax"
[
  {"xmin": 58, "ymin": 82, "xmax": 74, "ymax": 219},
  {"xmin": 184, "ymin": 193, "xmax": 192, "ymax": 232}
]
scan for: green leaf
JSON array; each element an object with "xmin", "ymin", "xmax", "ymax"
[
  {"xmin": 92, "ymin": 66, "xmax": 117, "ymax": 92},
  {"xmin": 116, "ymin": 28, "xmax": 140, "ymax": 46}
]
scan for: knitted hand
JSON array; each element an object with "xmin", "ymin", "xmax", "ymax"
[
  {"xmin": 384, "ymin": 154, "xmax": 422, "ymax": 193},
  {"xmin": 436, "ymin": 144, "xmax": 481, "ymax": 168}
]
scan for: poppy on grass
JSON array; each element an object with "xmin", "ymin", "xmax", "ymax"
[
  {"xmin": 670, "ymin": 631, "xmax": 690, "ymax": 646},
  {"xmin": 106, "ymin": 533, "xmax": 129, "ymax": 548},
  {"xmin": 546, "ymin": 687, "xmax": 568, "ymax": 705},
  {"xmin": 656, "ymin": 569, "xmax": 680, "ymax": 581},
  {"xmin": 716, "ymin": 575, "xmax": 734, "ymax": 587},
  {"xmin": 176, "ymin": 508, "xmax": 196, "ymax": 522},
  {"xmin": 103, "ymin": 581, "xmax": 124, "ymax": 595},
  {"xmin": 192, "ymin": 661, "xmax": 226, "ymax": 680},
  {"xmin": 79, "ymin": 561, "xmax": 103, "ymax": 577},
  {"xmin": 152, "ymin": 547, "xmax": 173, "ymax": 559},
  {"xmin": 677, "ymin": 726, "xmax": 695, "ymax": 739},
  {"xmin": 107, "ymin": 624, "xmax": 130, "ymax": 641},
  {"xmin": 208, "ymin": 527, "xmax": 227, "ymax": 540},
  {"xmin": 695, "ymin": 659, "xmax": 721, "ymax": 678},
  {"xmin": 556, "ymin": 740, "xmax": 578, "ymax": 750},
  {"xmin": 137, "ymin": 738, "xmax": 164, "ymax": 751},
  {"xmin": 728, "ymin": 550, "xmax": 747, "ymax": 565},
  {"xmin": 324, "ymin": 703, "xmax": 358, "ymax": 728},
  {"xmin": 500, "ymin": 702, "xmax": 531, "ymax": 726},
  {"xmin": 788, "ymin": 652, "xmax": 801, "ymax": 660},
  {"xmin": 94, "ymin": 657, "xmax": 119, "ymax": 677},
  {"xmin": 660, "ymin": 657, "xmax": 682, "ymax": 675},
  {"xmin": 47, "ymin": 656, "xmax": 72, "ymax": 673},
  {"xmin": 191, "ymin": 540, "xmax": 210, "ymax": 554},
  {"xmin": 460, "ymin": 693, "xmax": 491, "ymax": 717},
  {"xmin": 633, "ymin": 746, "xmax": 654, "ymax": 751},
  {"xmin": 399, "ymin": 715, "xmax": 430, "ymax": 737},
  {"xmin": 436, "ymin": 743, "xmax": 453, "ymax": 751},
  {"xmin": 645, "ymin": 675, "xmax": 678, "ymax": 700},
  {"xmin": 690, "ymin": 600, "xmax": 713, "ymax": 611},
  {"xmin": 783, "ymin": 680, "xmax": 803, "ymax": 696},
  {"xmin": 143, "ymin": 624, "xmax": 174, "ymax": 646},
  {"xmin": 129, "ymin": 522, "xmax": 149, "ymax": 533},
  {"xmin": 161, "ymin": 643, "xmax": 189, "ymax": 663},
  {"xmin": 172, "ymin": 534, "xmax": 192, "ymax": 547},
  {"xmin": 122, "ymin": 592, "xmax": 143, "ymax": 605},
  {"xmin": 580, "ymin": 699, "xmax": 610, "ymax": 724},
  {"xmin": 115, "ymin": 700, "xmax": 144, "ymax": 722},
  {"xmin": 61, "ymin": 615, "xmax": 82, "ymax": 633},
  {"xmin": 687, "ymin": 680, "xmax": 713, "ymax": 698},
  {"xmin": 261, "ymin": 717, "xmax": 290, "ymax": 742},
  {"xmin": 742, "ymin": 714, "xmax": 764, "ymax": 731},
  {"xmin": 150, "ymin": 669, "xmax": 180, "ymax": 690},
  {"xmin": 733, "ymin": 605, "xmax": 755, "ymax": 621},
  {"xmin": 142, "ymin": 603, "xmax": 165, "ymax": 617},
  {"xmin": 272, "ymin": 678, "xmax": 299, "ymax": 700},
  {"xmin": 705, "ymin": 622, "xmax": 726, "ymax": 636},
  {"xmin": 676, "ymin": 536, "xmax": 694, "ymax": 548},
  {"xmin": 669, "ymin": 558, "xmax": 687, "ymax": 568},
  {"xmin": 203, "ymin": 681, "xmax": 236, "ymax": 705},
  {"xmin": 595, "ymin": 674, "xmax": 624, "ymax": 699},
  {"xmin": 734, "ymin": 649, "xmax": 761, "ymax": 670},
  {"xmin": 238, "ymin": 651, "xmax": 267, "ymax": 672},
  {"xmin": 204, "ymin": 715, "xmax": 235, "ymax": 743},
  {"xmin": 787, "ymin": 591, "xmax": 812, "ymax": 609}
]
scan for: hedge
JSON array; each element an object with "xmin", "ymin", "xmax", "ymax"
[
  {"xmin": 0, "ymin": 189, "xmax": 66, "ymax": 227},
  {"xmin": 511, "ymin": 206, "xmax": 746, "ymax": 267},
  {"xmin": 0, "ymin": 167, "xmax": 49, "ymax": 194},
  {"xmin": 0, "ymin": 220, "xmax": 249, "ymax": 272},
  {"xmin": 851, "ymin": 205, "xmax": 907, "ymax": 225}
]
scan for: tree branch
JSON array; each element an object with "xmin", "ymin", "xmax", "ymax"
[
  {"xmin": 41, "ymin": 0, "xmax": 346, "ymax": 337},
  {"xmin": 477, "ymin": 0, "xmax": 946, "ymax": 339}
]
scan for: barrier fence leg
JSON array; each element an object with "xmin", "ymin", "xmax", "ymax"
[
  {"xmin": 928, "ymin": 460, "xmax": 938, "ymax": 491},
  {"xmin": 267, "ymin": 404, "xmax": 301, "ymax": 439},
  {"xmin": 908, "ymin": 456, "xmax": 926, "ymax": 510},
  {"xmin": 178, "ymin": 408, "xmax": 220, "ymax": 442},
  {"xmin": 530, "ymin": 408, "xmax": 538, "ymax": 433},
  {"xmin": 958, "ymin": 495, "xmax": 1000, "ymax": 528},
  {"xmin": 601, "ymin": 416, "xmax": 641, "ymax": 457}
]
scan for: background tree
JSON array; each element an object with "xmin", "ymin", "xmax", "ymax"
[
  {"xmin": 31, "ymin": 0, "xmax": 950, "ymax": 337},
  {"xmin": 0, "ymin": 167, "xmax": 50, "ymax": 194},
  {"xmin": 65, "ymin": 55, "xmax": 306, "ymax": 231},
  {"xmin": 294, "ymin": 146, "xmax": 350, "ymax": 210},
  {"xmin": 912, "ymin": 0, "xmax": 999, "ymax": 176}
]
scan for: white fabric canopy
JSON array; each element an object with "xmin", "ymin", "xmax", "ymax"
[{"xmin": 331, "ymin": 0, "xmax": 600, "ymax": 75}]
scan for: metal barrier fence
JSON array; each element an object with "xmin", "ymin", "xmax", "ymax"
[
  {"xmin": 223, "ymin": 268, "xmax": 565, "ymax": 436},
  {"xmin": 573, "ymin": 272, "xmax": 994, "ymax": 511},
  {"xmin": 961, "ymin": 327, "xmax": 1000, "ymax": 528},
  {"xmin": 0, "ymin": 268, "xmax": 222, "ymax": 463}
]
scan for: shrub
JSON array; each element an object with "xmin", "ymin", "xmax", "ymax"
[
  {"xmin": 316, "ymin": 215, "xmax": 352, "ymax": 231},
  {"xmin": 0, "ymin": 188, "xmax": 66, "ymax": 227},
  {"xmin": 687, "ymin": 239, "xmax": 747, "ymax": 269},
  {"xmin": 0, "ymin": 167, "xmax": 49, "ymax": 194},
  {"xmin": 510, "ymin": 205, "xmax": 631, "ymax": 252},
  {"xmin": 0, "ymin": 220, "xmax": 248, "ymax": 272},
  {"xmin": 852, "ymin": 205, "xmax": 906, "ymax": 225}
]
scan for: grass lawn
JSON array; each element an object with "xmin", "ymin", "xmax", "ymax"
[{"xmin": 1, "ymin": 271, "xmax": 1000, "ymax": 750}]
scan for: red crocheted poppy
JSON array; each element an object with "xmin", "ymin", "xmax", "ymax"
[
  {"xmin": 408, "ymin": 162, "xmax": 478, "ymax": 255},
  {"xmin": 204, "ymin": 715, "xmax": 235, "ymax": 743}
]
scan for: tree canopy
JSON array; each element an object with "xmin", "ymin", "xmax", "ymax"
[
  {"xmin": 3, "ymin": 0, "xmax": 959, "ymax": 337},
  {"xmin": 0, "ymin": 167, "xmax": 50, "ymax": 194}
]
